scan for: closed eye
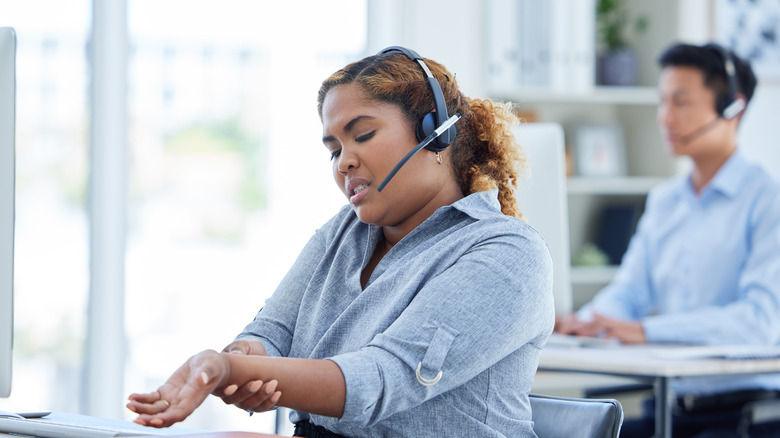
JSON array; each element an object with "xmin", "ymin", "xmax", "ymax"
[
  {"xmin": 329, "ymin": 149, "xmax": 341, "ymax": 161},
  {"xmin": 356, "ymin": 131, "xmax": 375, "ymax": 143}
]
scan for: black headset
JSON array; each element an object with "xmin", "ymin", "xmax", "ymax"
[
  {"xmin": 378, "ymin": 46, "xmax": 457, "ymax": 152},
  {"xmin": 706, "ymin": 43, "xmax": 745, "ymax": 120}
]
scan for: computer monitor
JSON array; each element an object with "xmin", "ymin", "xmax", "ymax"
[
  {"xmin": 0, "ymin": 26, "xmax": 16, "ymax": 398},
  {"xmin": 513, "ymin": 123, "xmax": 572, "ymax": 315}
]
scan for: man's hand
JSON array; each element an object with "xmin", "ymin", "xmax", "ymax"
[{"xmin": 554, "ymin": 313, "xmax": 646, "ymax": 344}]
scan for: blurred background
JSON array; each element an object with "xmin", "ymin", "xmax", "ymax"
[{"xmin": 1, "ymin": 0, "xmax": 779, "ymax": 434}]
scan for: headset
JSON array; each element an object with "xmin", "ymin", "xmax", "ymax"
[
  {"xmin": 678, "ymin": 44, "xmax": 746, "ymax": 144},
  {"xmin": 707, "ymin": 43, "xmax": 745, "ymax": 120},
  {"xmin": 375, "ymin": 46, "xmax": 461, "ymax": 192},
  {"xmin": 378, "ymin": 46, "xmax": 458, "ymax": 152}
]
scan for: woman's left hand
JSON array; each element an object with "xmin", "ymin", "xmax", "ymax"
[
  {"xmin": 219, "ymin": 378, "xmax": 282, "ymax": 414},
  {"xmin": 126, "ymin": 349, "xmax": 229, "ymax": 428}
]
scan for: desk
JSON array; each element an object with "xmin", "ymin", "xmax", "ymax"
[
  {"xmin": 0, "ymin": 432, "xmax": 290, "ymax": 438},
  {"xmin": 0, "ymin": 410, "xmax": 289, "ymax": 438},
  {"xmin": 0, "ymin": 434, "xmax": 284, "ymax": 438},
  {"xmin": 538, "ymin": 344, "xmax": 780, "ymax": 438},
  {"xmin": 168, "ymin": 433, "xmax": 285, "ymax": 437}
]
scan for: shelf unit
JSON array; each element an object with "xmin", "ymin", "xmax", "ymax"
[
  {"xmin": 482, "ymin": 0, "xmax": 713, "ymax": 310},
  {"xmin": 480, "ymin": 0, "xmax": 712, "ymax": 310}
]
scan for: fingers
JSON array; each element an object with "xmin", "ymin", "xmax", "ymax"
[
  {"xmin": 126, "ymin": 398, "xmax": 170, "ymax": 415},
  {"xmin": 222, "ymin": 340, "xmax": 249, "ymax": 355},
  {"xmin": 218, "ymin": 380, "xmax": 282, "ymax": 413},
  {"xmin": 251, "ymin": 390, "xmax": 282, "ymax": 413},
  {"xmin": 132, "ymin": 405, "xmax": 188, "ymax": 428},
  {"xmin": 126, "ymin": 391, "xmax": 161, "ymax": 404},
  {"xmin": 222, "ymin": 339, "xmax": 269, "ymax": 356},
  {"xmin": 554, "ymin": 314, "xmax": 578, "ymax": 334},
  {"xmin": 219, "ymin": 379, "xmax": 265, "ymax": 405}
]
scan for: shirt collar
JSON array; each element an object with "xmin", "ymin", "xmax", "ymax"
[
  {"xmin": 448, "ymin": 188, "xmax": 503, "ymax": 220},
  {"xmin": 699, "ymin": 148, "xmax": 750, "ymax": 199}
]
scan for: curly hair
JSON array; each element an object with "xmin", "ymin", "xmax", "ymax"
[{"xmin": 317, "ymin": 50, "xmax": 527, "ymax": 219}]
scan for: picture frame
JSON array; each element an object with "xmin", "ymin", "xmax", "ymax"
[{"xmin": 570, "ymin": 123, "xmax": 627, "ymax": 178}]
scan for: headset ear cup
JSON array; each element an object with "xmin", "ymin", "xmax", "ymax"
[
  {"xmin": 417, "ymin": 112, "xmax": 437, "ymax": 143},
  {"xmin": 417, "ymin": 112, "xmax": 457, "ymax": 151},
  {"xmin": 721, "ymin": 97, "xmax": 746, "ymax": 120},
  {"xmin": 716, "ymin": 96, "xmax": 732, "ymax": 117}
]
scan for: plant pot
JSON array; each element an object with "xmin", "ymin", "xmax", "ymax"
[{"xmin": 597, "ymin": 48, "xmax": 638, "ymax": 86}]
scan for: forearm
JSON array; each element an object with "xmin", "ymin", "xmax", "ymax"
[{"xmin": 223, "ymin": 353, "xmax": 346, "ymax": 418}]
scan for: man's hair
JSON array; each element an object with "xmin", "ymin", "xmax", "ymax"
[{"xmin": 658, "ymin": 42, "xmax": 758, "ymax": 106}]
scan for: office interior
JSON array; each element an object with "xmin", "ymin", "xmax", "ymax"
[{"xmin": 2, "ymin": 0, "xmax": 780, "ymax": 434}]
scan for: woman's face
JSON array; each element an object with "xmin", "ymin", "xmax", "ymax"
[{"xmin": 321, "ymin": 83, "xmax": 461, "ymax": 236}]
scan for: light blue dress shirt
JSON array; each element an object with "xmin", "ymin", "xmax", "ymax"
[
  {"xmin": 237, "ymin": 189, "xmax": 554, "ymax": 437},
  {"xmin": 580, "ymin": 149, "xmax": 780, "ymax": 394}
]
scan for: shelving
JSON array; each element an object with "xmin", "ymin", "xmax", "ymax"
[
  {"xmin": 567, "ymin": 176, "xmax": 664, "ymax": 195},
  {"xmin": 570, "ymin": 266, "xmax": 619, "ymax": 285},
  {"xmin": 489, "ymin": 86, "xmax": 658, "ymax": 105},
  {"xmin": 481, "ymin": 0, "xmax": 709, "ymax": 310}
]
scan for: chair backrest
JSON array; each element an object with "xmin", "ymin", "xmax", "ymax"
[
  {"xmin": 530, "ymin": 393, "xmax": 624, "ymax": 438},
  {"xmin": 512, "ymin": 123, "xmax": 572, "ymax": 315}
]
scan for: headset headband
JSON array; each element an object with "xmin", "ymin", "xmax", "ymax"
[{"xmin": 378, "ymin": 46, "xmax": 456, "ymax": 150}]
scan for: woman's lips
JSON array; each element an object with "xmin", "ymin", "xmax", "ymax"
[{"xmin": 350, "ymin": 183, "xmax": 370, "ymax": 204}]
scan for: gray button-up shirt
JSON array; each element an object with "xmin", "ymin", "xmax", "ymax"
[{"xmin": 238, "ymin": 189, "xmax": 554, "ymax": 437}]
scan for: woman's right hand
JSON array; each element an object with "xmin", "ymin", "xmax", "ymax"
[
  {"xmin": 222, "ymin": 339, "xmax": 269, "ymax": 356},
  {"xmin": 216, "ymin": 339, "xmax": 282, "ymax": 413}
]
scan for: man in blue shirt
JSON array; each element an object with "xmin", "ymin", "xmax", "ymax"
[{"xmin": 557, "ymin": 43, "xmax": 780, "ymax": 437}]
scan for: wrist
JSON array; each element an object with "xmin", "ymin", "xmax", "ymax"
[{"xmin": 217, "ymin": 351, "xmax": 236, "ymax": 387}]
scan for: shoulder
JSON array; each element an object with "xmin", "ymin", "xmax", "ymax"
[
  {"xmin": 454, "ymin": 190, "xmax": 549, "ymax": 253},
  {"xmin": 741, "ymin": 164, "xmax": 780, "ymax": 221},
  {"xmin": 465, "ymin": 212, "xmax": 553, "ymax": 278},
  {"xmin": 741, "ymin": 160, "xmax": 780, "ymax": 198},
  {"xmin": 646, "ymin": 176, "xmax": 686, "ymax": 207}
]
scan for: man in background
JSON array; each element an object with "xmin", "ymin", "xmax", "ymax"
[{"xmin": 556, "ymin": 42, "xmax": 780, "ymax": 437}]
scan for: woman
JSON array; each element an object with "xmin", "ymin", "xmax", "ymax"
[{"xmin": 127, "ymin": 47, "xmax": 554, "ymax": 437}]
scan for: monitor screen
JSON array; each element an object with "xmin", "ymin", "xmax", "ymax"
[{"xmin": 0, "ymin": 26, "xmax": 16, "ymax": 398}]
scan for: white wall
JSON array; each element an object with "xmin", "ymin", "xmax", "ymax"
[
  {"xmin": 738, "ymin": 83, "xmax": 780, "ymax": 180},
  {"xmin": 366, "ymin": 0, "xmax": 486, "ymax": 97}
]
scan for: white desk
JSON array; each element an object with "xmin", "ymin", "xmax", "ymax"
[{"xmin": 538, "ymin": 344, "xmax": 780, "ymax": 438}]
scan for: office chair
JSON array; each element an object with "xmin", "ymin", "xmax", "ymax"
[
  {"xmin": 530, "ymin": 393, "xmax": 624, "ymax": 438},
  {"xmin": 738, "ymin": 397, "xmax": 780, "ymax": 438}
]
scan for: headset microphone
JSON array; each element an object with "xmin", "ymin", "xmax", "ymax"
[
  {"xmin": 677, "ymin": 117, "xmax": 721, "ymax": 144},
  {"xmin": 377, "ymin": 114, "xmax": 461, "ymax": 192},
  {"xmin": 675, "ymin": 44, "xmax": 747, "ymax": 145}
]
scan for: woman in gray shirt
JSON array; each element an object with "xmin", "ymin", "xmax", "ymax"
[{"xmin": 128, "ymin": 47, "xmax": 554, "ymax": 438}]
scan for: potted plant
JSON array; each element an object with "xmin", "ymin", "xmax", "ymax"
[{"xmin": 596, "ymin": 0, "xmax": 649, "ymax": 86}]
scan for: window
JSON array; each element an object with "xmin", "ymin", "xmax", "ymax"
[
  {"xmin": 125, "ymin": 0, "xmax": 365, "ymax": 432},
  {"xmin": 1, "ymin": 1, "xmax": 365, "ymax": 434},
  {"xmin": 0, "ymin": 0, "xmax": 91, "ymax": 413}
]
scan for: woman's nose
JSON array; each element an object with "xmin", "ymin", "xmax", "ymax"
[{"xmin": 337, "ymin": 149, "xmax": 358, "ymax": 174}]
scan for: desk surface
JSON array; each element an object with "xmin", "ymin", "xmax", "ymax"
[
  {"xmin": 0, "ymin": 411, "xmax": 289, "ymax": 438},
  {"xmin": 166, "ymin": 433, "xmax": 286, "ymax": 437},
  {"xmin": 0, "ymin": 430, "xmax": 286, "ymax": 438},
  {"xmin": 539, "ymin": 344, "xmax": 780, "ymax": 378}
]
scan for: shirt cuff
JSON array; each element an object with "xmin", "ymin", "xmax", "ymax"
[
  {"xmin": 641, "ymin": 315, "xmax": 681, "ymax": 343},
  {"xmin": 329, "ymin": 350, "xmax": 385, "ymax": 427}
]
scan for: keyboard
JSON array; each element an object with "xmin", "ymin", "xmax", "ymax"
[
  {"xmin": 0, "ymin": 411, "xmax": 167, "ymax": 438},
  {"xmin": 651, "ymin": 344, "xmax": 780, "ymax": 361},
  {"xmin": 545, "ymin": 333, "xmax": 621, "ymax": 349}
]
